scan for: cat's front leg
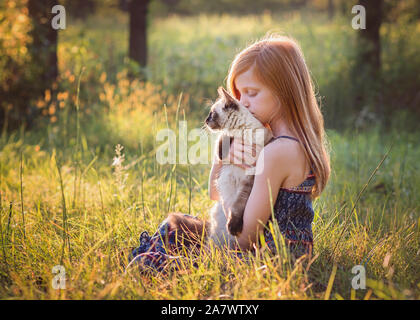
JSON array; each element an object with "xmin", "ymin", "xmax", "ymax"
[
  {"xmin": 227, "ymin": 208, "xmax": 244, "ymax": 236},
  {"xmin": 227, "ymin": 175, "xmax": 255, "ymax": 236}
]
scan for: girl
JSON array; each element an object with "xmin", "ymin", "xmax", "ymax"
[{"xmin": 128, "ymin": 35, "xmax": 330, "ymax": 272}]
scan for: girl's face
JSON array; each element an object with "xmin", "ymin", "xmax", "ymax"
[{"xmin": 234, "ymin": 65, "xmax": 281, "ymax": 125}]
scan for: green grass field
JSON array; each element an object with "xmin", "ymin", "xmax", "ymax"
[{"xmin": 0, "ymin": 10, "xmax": 419, "ymax": 299}]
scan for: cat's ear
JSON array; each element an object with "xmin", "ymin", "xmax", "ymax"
[
  {"xmin": 217, "ymin": 87, "xmax": 239, "ymax": 111},
  {"xmin": 217, "ymin": 87, "xmax": 236, "ymax": 104}
]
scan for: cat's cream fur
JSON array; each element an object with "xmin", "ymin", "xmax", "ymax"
[
  {"xmin": 205, "ymin": 87, "xmax": 273, "ymax": 247},
  {"xmin": 162, "ymin": 87, "xmax": 272, "ymax": 250}
]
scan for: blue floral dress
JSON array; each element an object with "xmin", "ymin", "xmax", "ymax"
[{"xmin": 127, "ymin": 136, "xmax": 315, "ymax": 273}]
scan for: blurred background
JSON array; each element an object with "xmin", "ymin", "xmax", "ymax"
[{"xmin": 1, "ymin": 0, "xmax": 419, "ymax": 136}]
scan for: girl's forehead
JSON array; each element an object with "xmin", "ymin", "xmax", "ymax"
[{"xmin": 235, "ymin": 67, "xmax": 262, "ymax": 90}]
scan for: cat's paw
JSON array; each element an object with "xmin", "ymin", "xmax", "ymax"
[{"xmin": 227, "ymin": 215, "xmax": 243, "ymax": 236}]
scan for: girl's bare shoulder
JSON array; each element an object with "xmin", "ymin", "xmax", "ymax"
[
  {"xmin": 261, "ymin": 137, "xmax": 303, "ymax": 164},
  {"xmin": 259, "ymin": 138, "xmax": 309, "ymax": 186}
]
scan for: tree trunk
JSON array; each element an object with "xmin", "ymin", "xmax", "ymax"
[
  {"xmin": 358, "ymin": 0, "xmax": 382, "ymax": 78},
  {"xmin": 328, "ymin": 0, "xmax": 335, "ymax": 20},
  {"xmin": 353, "ymin": 0, "xmax": 384, "ymax": 117},
  {"xmin": 26, "ymin": 0, "xmax": 58, "ymax": 127},
  {"xmin": 339, "ymin": 0, "xmax": 348, "ymax": 16},
  {"xmin": 28, "ymin": 0, "xmax": 58, "ymax": 89},
  {"xmin": 129, "ymin": 0, "xmax": 149, "ymax": 68}
]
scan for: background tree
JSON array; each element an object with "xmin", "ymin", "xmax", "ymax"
[
  {"xmin": 129, "ymin": 0, "xmax": 150, "ymax": 75},
  {"xmin": 0, "ymin": 0, "xmax": 31, "ymax": 130},
  {"xmin": 353, "ymin": 0, "xmax": 384, "ymax": 117},
  {"xmin": 61, "ymin": 0, "xmax": 96, "ymax": 20},
  {"xmin": 358, "ymin": 0, "xmax": 383, "ymax": 80},
  {"xmin": 26, "ymin": 0, "xmax": 58, "ymax": 126},
  {"xmin": 328, "ymin": 0, "xmax": 335, "ymax": 20},
  {"xmin": 27, "ymin": 0, "xmax": 58, "ymax": 92},
  {"xmin": 0, "ymin": 0, "xmax": 58, "ymax": 130}
]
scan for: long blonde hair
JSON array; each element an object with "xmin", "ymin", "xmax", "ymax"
[{"xmin": 227, "ymin": 35, "xmax": 330, "ymax": 198}]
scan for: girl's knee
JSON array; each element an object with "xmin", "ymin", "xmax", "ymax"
[{"xmin": 166, "ymin": 212, "xmax": 209, "ymax": 240}]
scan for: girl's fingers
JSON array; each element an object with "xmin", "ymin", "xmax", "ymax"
[
  {"xmin": 230, "ymin": 139, "xmax": 243, "ymax": 152},
  {"xmin": 230, "ymin": 149, "xmax": 256, "ymax": 168},
  {"xmin": 231, "ymin": 140, "xmax": 259, "ymax": 155},
  {"xmin": 228, "ymin": 139, "xmax": 261, "ymax": 167},
  {"xmin": 243, "ymin": 144, "xmax": 257, "ymax": 158},
  {"xmin": 232, "ymin": 157, "xmax": 252, "ymax": 170}
]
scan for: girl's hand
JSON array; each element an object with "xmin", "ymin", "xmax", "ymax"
[{"xmin": 227, "ymin": 138, "xmax": 262, "ymax": 170}]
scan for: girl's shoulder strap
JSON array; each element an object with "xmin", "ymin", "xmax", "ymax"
[
  {"xmin": 270, "ymin": 135, "xmax": 300, "ymax": 143},
  {"xmin": 270, "ymin": 135, "xmax": 315, "ymax": 177}
]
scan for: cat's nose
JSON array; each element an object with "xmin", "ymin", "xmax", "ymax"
[
  {"xmin": 205, "ymin": 113, "xmax": 212, "ymax": 124},
  {"xmin": 241, "ymin": 100, "xmax": 250, "ymax": 108}
]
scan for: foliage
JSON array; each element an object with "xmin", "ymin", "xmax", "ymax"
[
  {"xmin": 0, "ymin": 0, "xmax": 32, "ymax": 128},
  {"xmin": 1, "ymin": 1, "xmax": 420, "ymax": 130}
]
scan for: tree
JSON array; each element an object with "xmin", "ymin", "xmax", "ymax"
[
  {"xmin": 129, "ymin": 0, "xmax": 150, "ymax": 70},
  {"xmin": 61, "ymin": 0, "xmax": 96, "ymax": 20},
  {"xmin": 0, "ymin": 0, "xmax": 31, "ymax": 130},
  {"xmin": 358, "ymin": 0, "xmax": 383, "ymax": 78},
  {"xmin": 353, "ymin": 0, "xmax": 384, "ymax": 117},
  {"xmin": 0, "ymin": 0, "xmax": 58, "ymax": 130},
  {"xmin": 28, "ymin": 0, "xmax": 58, "ymax": 93},
  {"xmin": 328, "ymin": 0, "xmax": 335, "ymax": 20}
]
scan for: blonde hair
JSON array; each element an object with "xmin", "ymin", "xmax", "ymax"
[{"xmin": 227, "ymin": 35, "xmax": 330, "ymax": 198}]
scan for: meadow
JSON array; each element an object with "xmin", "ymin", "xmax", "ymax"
[{"xmin": 0, "ymin": 9, "xmax": 419, "ymax": 299}]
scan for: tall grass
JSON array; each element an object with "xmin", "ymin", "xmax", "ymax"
[{"xmin": 0, "ymin": 105, "xmax": 418, "ymax": 299}]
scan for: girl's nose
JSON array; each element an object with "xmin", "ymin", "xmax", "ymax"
[{"xmin": 240, "ymin": 98, "xmax": 250, "ymax": 108}]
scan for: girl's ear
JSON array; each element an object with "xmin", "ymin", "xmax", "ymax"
[{"xmin": 217, "ymin": 86, "xmax": 236, "ymax": 104}]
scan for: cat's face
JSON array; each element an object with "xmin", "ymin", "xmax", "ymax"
[{"xmin": 205, "ymin": 87, "xmax": 260, "ymax": 131}]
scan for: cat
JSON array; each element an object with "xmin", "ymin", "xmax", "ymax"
[
  {"xmin": 163, "ymin": 87, "xmax": 272, "ymax": 249},
  {"xmin": 205, "ymin": 87, "xmax": 272, "ymax": 247}
]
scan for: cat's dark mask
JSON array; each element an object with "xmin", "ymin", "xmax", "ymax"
[{"xmin": 205, "ymin": 87, "xmax": 239, "ymax": 130}]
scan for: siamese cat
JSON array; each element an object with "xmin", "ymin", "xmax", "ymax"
[
  {"xmin": 205, "ymin": 87, "xmax": 272, "ymax": 247},
  {"xmin": 164, "ymin": 87, "xmax": 272, "ymax": 248}
]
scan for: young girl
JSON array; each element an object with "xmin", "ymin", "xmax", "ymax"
[{"xmin": 128, "ymin": 35, "xmax": 330, "ymax": 272}]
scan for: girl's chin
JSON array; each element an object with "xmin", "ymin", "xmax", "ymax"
[{"xmin": 251, "ymin": 112, "xmax": 263, "ymax": 123}]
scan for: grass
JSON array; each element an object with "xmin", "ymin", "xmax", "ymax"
[
  {"xmin": 0, "ymin": 10, "xmax": 419, "ymax": 300},
  {"xmin": 0, "ymin": 110, "xmax": 419, "ymax": 299}
]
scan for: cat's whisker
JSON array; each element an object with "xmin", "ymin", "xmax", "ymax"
[{"xmin": 200, "ymin": 124, "xmax": 211, "ymax": 136}]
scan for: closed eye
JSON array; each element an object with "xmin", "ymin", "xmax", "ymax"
[{"xmin": 243, "ymin": 89, "xmax": 258, "ymax": 97}]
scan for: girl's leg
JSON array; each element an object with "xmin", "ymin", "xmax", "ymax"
[
  {"xmin": 164, "ymin": 212, "xmax": 209, "ymax": 248},
  {"xmin": 128, "ymin": 213, "xmax": 209, "ymax": 272}
]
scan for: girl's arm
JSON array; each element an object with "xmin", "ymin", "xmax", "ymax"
[
  {"xmin": 208, "ymin": 153, "xmax": 222, "ymax": 201},
  {"xmin": 236, "ymin": 142, "xmax": 292, "ymax": 250}
]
